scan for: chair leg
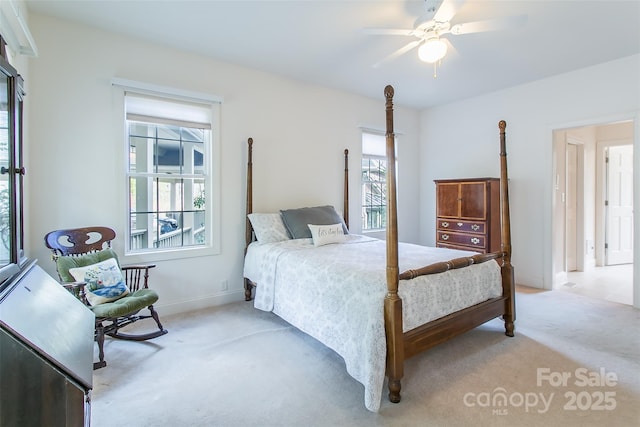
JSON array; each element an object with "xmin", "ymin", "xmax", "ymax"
[
  {"xmin": 102, "ymin": 306, "xmax": 168, "ymax": 342},
  {"xmin": 148, "ymin": 304, "xmax": 165, "ymax": 332},
  {"xmin": 94, "ymin": 322, "xmax": 107, "ymax": 370}
]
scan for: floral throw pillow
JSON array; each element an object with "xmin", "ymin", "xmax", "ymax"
[
  {"xmin": 248, "ymin": 213, "xmax": 291, "ymax": 243},
  {"xmin": 69, "ymin": 258, "xmax": 130, "ymax": 306}
]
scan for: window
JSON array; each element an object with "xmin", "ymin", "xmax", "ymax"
[
  {"xmin": 123, "ymin": 89, "xmax": 219, "ymax": 256},
  {"xmin": 0, "ymin": 52, "xmax": 27, "ymax": 290},
  {"xmin": 361, "ymin": 132, "xmax": 387, "ymax": 231}
]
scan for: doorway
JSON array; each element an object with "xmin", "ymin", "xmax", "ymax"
[{"xmin": 552, "ymin": 121, "xmax": 634, "ymax": 305}]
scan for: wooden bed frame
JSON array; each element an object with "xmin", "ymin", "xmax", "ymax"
[{"xmin": 244, "ymin": 84, "xmax": 515, "ymax": 404}]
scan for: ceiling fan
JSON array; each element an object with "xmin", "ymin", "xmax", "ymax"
[{"xmin": 364, "ymin": 0, "xmax": 527, "ymax": 76}]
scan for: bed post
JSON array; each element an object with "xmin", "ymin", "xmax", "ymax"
[
  {"xmin": 344, "ymin": 149, "xmax": 350, "ymax": 229},
  {"xmin": 383, "ymin": 85, "xmax": 404, "ymax": 403},
  {"xmin": 499, "ymin": 121, "xmax": 516, "ymax": 336},
  {"xmin": 244, "ymin": 137, "xmax": 254, "ymax": 301}
]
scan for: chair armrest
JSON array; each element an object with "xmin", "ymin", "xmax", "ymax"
[
  {"xmin": 62, "ymin": 281, "xmax": 90, "ymax": 305},
  {"xmin": 121, "ymin": 264, "xmax": 157, "ymax": 270},
  {"xmin": 120, "ymin": 264, "xmax": 156, "ymax": 291}
]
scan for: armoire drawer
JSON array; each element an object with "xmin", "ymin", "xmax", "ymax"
[
  {"xmin": 437, "ymin": 231, "xmax": 486, "ymax": 250},
  {"xmin": 436, "ymin": 242, "xmax": 487, "ymax": 254},
  {"xmin": 437, "ymin": 219, "xmax": 486, "ymax": 234}
]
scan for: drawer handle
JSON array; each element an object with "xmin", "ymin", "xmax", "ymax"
[
  {"xmin": 441, "ymin": 221, "xmax": 449, "ymax": 228},
  {"xmin": 457, "ymin": 222, "xmax": 463, "ymax": 227},
  {"xmin": 471, "ymin": 224, "xmax": 480, "ymax": 231},
  {"xmin": 441, "ymin": 234, "xmax": 449, "ymax": 241},
  {"xmin": 470, "ymin": 237, "xmax": 480, "ymax": 245}
]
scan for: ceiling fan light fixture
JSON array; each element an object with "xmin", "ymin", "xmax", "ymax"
[{"xmin": 418, "ymin": 38, "xmax": 447, "ymax": 63}]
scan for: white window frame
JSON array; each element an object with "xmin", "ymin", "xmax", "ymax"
[
  {"xmin": 113, "ymin": 78, "xmax": 222, "ymax": 262},
  {"xmin": 361, "ymin": 131, "xmax": 388, "ymax": 233}
]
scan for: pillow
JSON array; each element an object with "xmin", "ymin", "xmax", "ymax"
[
  {"xmin": 247, "ymin": 213, "xmax": 291, "ymax": 243},
  {"xmin": 280, "ymin": 205, "xmax": 348, "ymax": 239},
  {"xmin": 308, "ymin": 223, "xmax": 346, "ymax": 247},
  {"xmin": 55, "ymin": 248, "xmax": 121, "ymax": 283},
  {"xmin": 69, "ymin": 258, "xmax": 130, "ymax": 306}
]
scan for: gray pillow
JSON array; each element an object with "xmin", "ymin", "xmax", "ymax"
[{"xmin": 280, "ymin": 205, "xmax": 348, "ymax": 239}]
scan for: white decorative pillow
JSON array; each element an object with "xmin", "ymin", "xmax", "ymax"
[
  {"xmin": 248, "ymin": 213, "xmax": 291, "ymax": 243},
  {"xmin": 69, "ymin": 258, "xmax": 130, "ymax": 306},
  {"xmin": 307, "ymin": 223, "xmax": 346, "ymax": 247}
]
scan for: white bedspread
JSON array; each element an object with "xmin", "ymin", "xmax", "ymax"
[{"xmin": 244, "ymin": 235, "xmax": 502, "ymax": 412}]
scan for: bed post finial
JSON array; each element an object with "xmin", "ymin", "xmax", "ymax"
[
  {"xmin": 384, "ymin": 85, "xmax": 394, "ymax": 100},
  {"xmin": 498, "ymin": 121, "xmax": 515, "ymax": 336}
]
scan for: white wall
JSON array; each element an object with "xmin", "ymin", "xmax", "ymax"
[
  {"xmin": 419, "ymin": 55, "xmax": 639, "ymax": 307},
  {"xmin": 25, "ymin": 14, "xmax": 420, "ymax": 315}
]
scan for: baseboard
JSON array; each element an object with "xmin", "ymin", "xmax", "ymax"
[{"xmin": 155, "ymin": 290, "xmax": 246, "ymax": 317}]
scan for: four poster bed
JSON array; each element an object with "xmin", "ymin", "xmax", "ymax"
[{"xmin": 243, "ymin": 85, "xmax": 515, "ymax": 412}]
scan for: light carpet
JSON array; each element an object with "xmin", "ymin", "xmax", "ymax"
[{"xmin": 91, "ymin": 287, "xmax": 639, "ymax": 426}]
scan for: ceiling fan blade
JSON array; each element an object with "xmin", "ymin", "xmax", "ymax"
[
  {"xmin": 442, "ymin": 37, "xmax": 458, "ymax": 57},
  {"xmin": 433, "ymin": 0, "xmax": 466, "ymax": 23},
  {"xmin": 373, "ymin": 40, "xmax": 422, "ymax": 68},
  {"xmin": 361, "ymin": 28, "xmax": 415, "ymax": 36},
  {"xmin": 450, "ymin": 14, "xmax": 528, "ymax": 35}
]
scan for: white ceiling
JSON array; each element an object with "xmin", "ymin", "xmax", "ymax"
[{"xmin": 25, "ymin": 0, "xmax": 640, "ymax": 109}]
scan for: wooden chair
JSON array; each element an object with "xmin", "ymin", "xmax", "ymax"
[{"xmin": 44, "ymin": 226, "xmax": 168, "ymax": 369}]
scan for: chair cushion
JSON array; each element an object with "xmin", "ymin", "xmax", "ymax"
[
  {"xmin": 68, "ymin": 258, "xmax": 130, "ymax": 306},
  {"xmin": 55, "ymin": 248, "xmax": 120, "ymax": 282},
  {"xmin": 91, "ymin": 289, "xmax": 159, "ymax": 318}
]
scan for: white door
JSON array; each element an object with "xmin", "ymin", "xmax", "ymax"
[{"xmin": 606, "ymin": 145, "xmax": 634, "ymax": 265}]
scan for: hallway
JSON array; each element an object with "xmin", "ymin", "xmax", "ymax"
[{"xmin": 559, "ymin": 264, "xmax": 633, "ymax": 305}]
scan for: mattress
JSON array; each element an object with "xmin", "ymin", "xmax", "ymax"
[{"xmin": 244, "ymin": 234, "xmax": 502, "ymax": 411}]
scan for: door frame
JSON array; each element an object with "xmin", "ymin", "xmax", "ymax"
[
  {"xmin": 551, "ymin": 131, "xmax": 586, "ymax": 287},
  {"xmin": 548, "ymin": 113, "xmax": 638, "ymax": 309},
  {"xmin": 565, "ymin": 136, "xmax": 584, "ymax": 272}
]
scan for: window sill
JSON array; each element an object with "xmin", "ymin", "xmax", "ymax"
[
  {"xmin": 123, "ymin": 244, "xmax": 219, "ymax": 264},
  {"xmin": 362, "ymin": 229, "xmax": 386, "ymax": 239}
]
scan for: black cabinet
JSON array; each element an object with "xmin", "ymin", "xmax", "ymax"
[{"xmin": 0, "ymin": 263, "xmax": 94, "ymax": 426}]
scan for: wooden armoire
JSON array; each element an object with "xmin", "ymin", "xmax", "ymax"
[{"xmin": 434, "ymin": 178, "xmax": 501, "ymax": 254}]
